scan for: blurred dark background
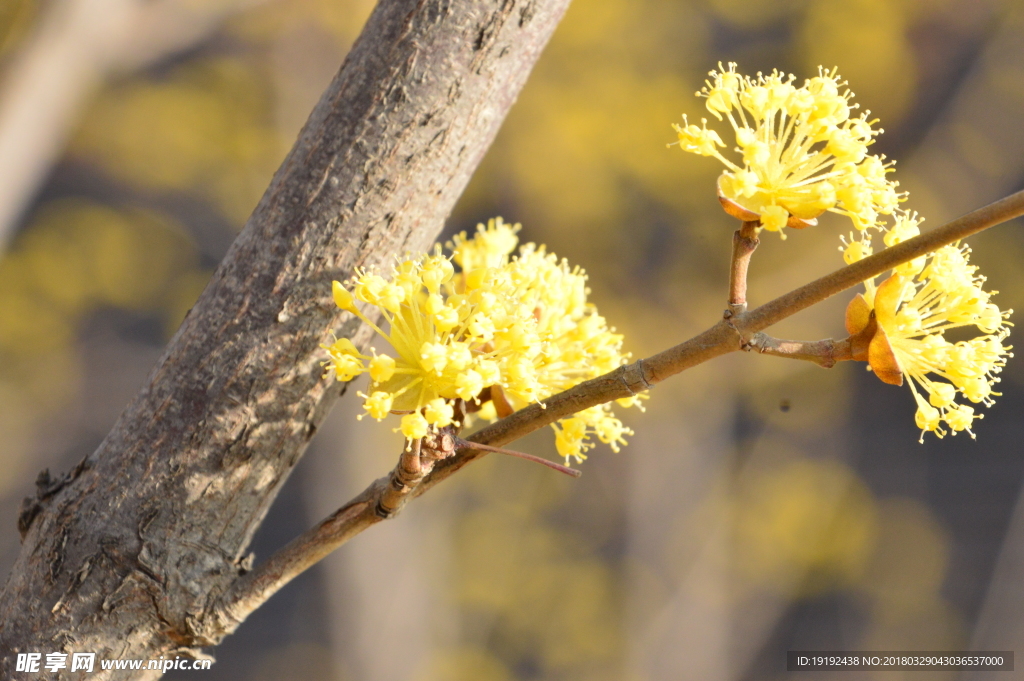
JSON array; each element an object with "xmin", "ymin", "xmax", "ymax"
[{"xmin": 2, "ymin": 1, "xmax": 1024, "ymax": 679}]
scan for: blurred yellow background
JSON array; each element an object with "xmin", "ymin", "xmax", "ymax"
[{"xmin": 2, "ymin": 0, "xmax": 1024, "ymax": 679}]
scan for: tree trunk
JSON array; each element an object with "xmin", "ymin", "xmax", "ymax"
[{"xmin": 0, "ymin": 0, "xmax": 570, "ymax": 677}]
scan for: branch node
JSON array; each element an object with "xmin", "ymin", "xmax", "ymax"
[
  {"xmin": 723, "ymin": 310, "xmax": 753, "ymax": 351},
  {"xmin": 724, "ymin": 302, "xmax": 747, "ymax": 319},
  {"xmin": 620, "ymin": 359, "xmax": 653, "ymax": 395},
  {"xmin": 376, "ymin": 438, "xmax": 427, "ymax": 518},
  {"xmin": 740, "ymin": 332, "xmax": 765, "ymax": 353}
]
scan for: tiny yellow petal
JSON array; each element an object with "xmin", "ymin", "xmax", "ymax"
[{"xmin": 333, "ymin": 281, "xmax": 357, "ymax": 312}]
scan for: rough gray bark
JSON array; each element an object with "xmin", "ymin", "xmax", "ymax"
[{"xmin": 0, "ymin": 0, "xmax": 570, "ymax": 677}]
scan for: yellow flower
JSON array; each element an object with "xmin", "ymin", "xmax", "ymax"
[
  {"xmin": 359, "ymin": 391, "xmax": 394, "ymax": 421},
  {"xmin": 845, "ymin": 241, "xmax": 1012, "ymax": 441},
  {"xmin": 883, "ymin": 211, "xmax": 927, "ymax": 276},
  {"xmin": 324, "ymin": 218, "xmax": 645, "ymax": 462},
  {"xmin": 449, "ymin": 216, "xmax": 521, "ymax": 272},
  {"xmin": 368, "ymin": 353, "xmax": 396, "ymax": 383},
  {"xmin": 674, "ymin": 63, "xmax": 904, "ymax": 238},
  {"xmin": 423, "ymin": 398, "xmax": 455, "ymax": 427},
  {"xmin": 839, "ymin": 231, "xmax": 873, "ymax": 265},
  {"xmin": 401, "ymin": 412, "xmax": 429, "ymax": 440},
  {"xmin": 322, "ymin": 337, "xmax": 365, "ymax": 381}
]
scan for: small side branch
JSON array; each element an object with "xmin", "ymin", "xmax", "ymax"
[
  {"xmin": 743, "ymin": 333, "xmax": 853, "ymax": 368},
  {"xmin": 455, "ymin": 438, "xmax": 582, "ymax": 477},
  {"xmin": 728, "ymin": 221, "xmax": 760, "ymax": 313}
]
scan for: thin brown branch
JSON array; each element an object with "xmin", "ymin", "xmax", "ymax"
[
  {"xmin": 742, "ymin": 188, "xmax": 1024, "ymax": 334},
  {"xmin": 207, "ymin": 488, "xmax": 381, "ymax": 642},
  {"xmin": 209, "ymin": 432, "xmax": 581, "ymax": 636},
  {"xmin": 728, "ymin": 220, "xmax": 760, "ymax": 311},
  {"xmin": 455, "ymin": 438, "xmax": 583, "ymax": 477},
  {"xmin": 209, "ymin": 435, "xmax": 448, "ymax": 640},
  {"xmin": 207, "ymin": 188, "xmax": 1024, "ymax": 644},
  {"xmin": 742, "ymin": 333, "xmax": 853, "ymax": 368},
  {"xmin": 434, "ymin": 185, "xmax": 1024, "ymax": 456}
]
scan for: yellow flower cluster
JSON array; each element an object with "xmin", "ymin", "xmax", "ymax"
[
  {"xmin": 672, "ymin": 62, "xmax": 1014, "ymax": 441},
  {"xmin": 674, "ymin": 63, "xmax": 903, "ymax": 238},
  {"xmin": 843, "ymin": 218, "xmax": 1012, "ymax": 440},
  {"xmin": 322, "ymin": 218, "xmax": 645, "ymax": 464}
]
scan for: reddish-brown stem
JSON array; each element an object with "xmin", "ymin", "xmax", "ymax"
[
  {"xmin": 728, "ymin": 220, "xmax": 761, "ymax": 311},
  {"xmin": 455, "ymin": 438, "xmax": 583, "ymax": 478}
]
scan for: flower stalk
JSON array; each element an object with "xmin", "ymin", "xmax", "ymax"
[{"xmin": 728, "ymin": 220, "xmax": 760, "ymax": 311}]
